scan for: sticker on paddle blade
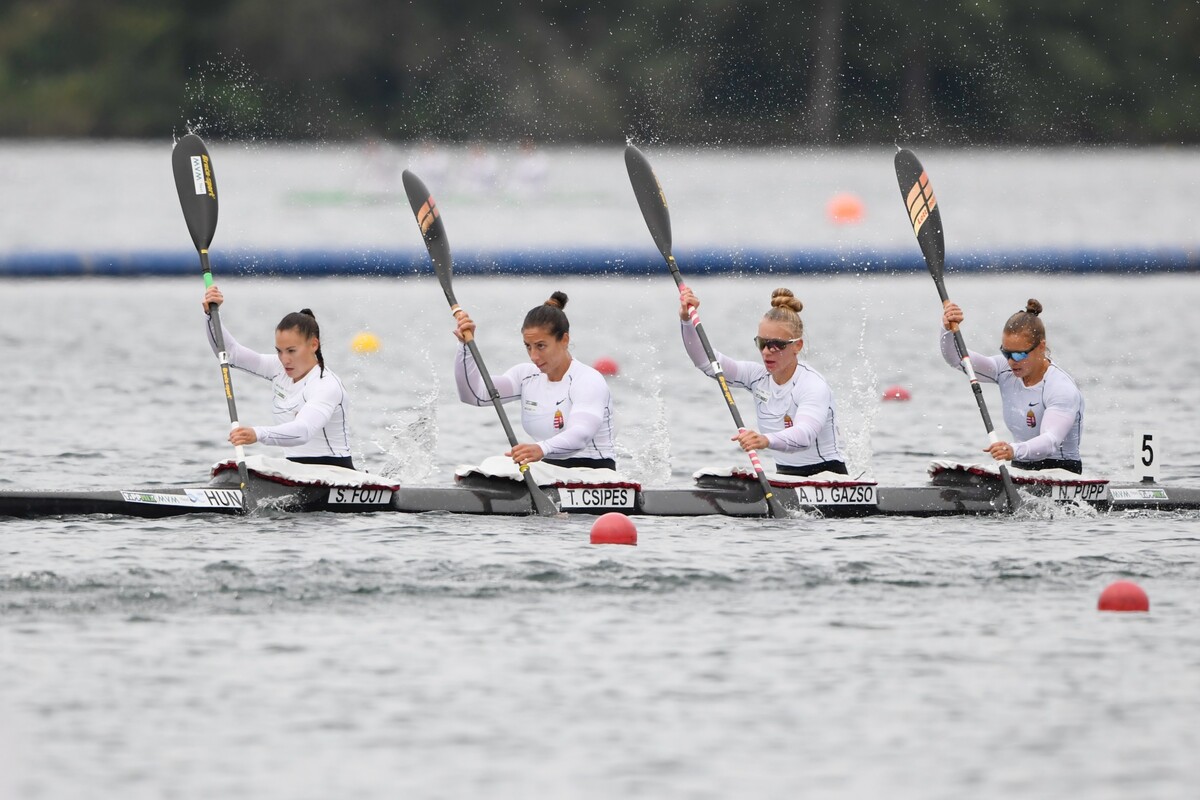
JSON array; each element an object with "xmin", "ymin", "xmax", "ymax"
[
  {"xmin": 190, "ymin": 156, "xmax": 207, "ymax": 195},
  {"xmin": 190, "ymin": 155, "xmax": 215, "ymax": 198},
  {"xmin": 906, "ymin": 171, "xmax": 937, "ymax": 237},
  {"xmin": 417, "ymin": 197, "xmax": 439, "ymax": 235}
]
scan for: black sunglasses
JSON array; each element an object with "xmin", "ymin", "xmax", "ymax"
[
  {"xmin": 754, "ymin": 336, "xmax": 801, "ymax": 353},
  {"xmin": 1000, "ymin": 344, "xmax": 1037, "ymax": 362}
]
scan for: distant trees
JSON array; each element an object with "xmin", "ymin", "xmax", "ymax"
[{"xmin": 0, "ymin": 0, "xmax": 1196, "ymax": 143}]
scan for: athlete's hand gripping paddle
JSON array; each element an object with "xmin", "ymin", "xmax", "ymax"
[
  {"xmin": 401, "ymin": 169, "xmax": 559, "ymax": 517},
  {"xmin": 894, "ymin": 147, "xmax": 1022, "ymax": 512},
  {"xmin": 172, "ymin": 133, "xmax": 252, "ymax": 513},
  {"xmin": 625, "ymin": 144, "xmax": 788, "ymax": 519}
]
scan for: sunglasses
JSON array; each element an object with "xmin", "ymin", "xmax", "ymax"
[
  {"xmin": 1000, "ymin": 344, "xmax": 1038, "ymax": 362},
  {"xmin": 754, "ymin": 336, "xmax": 801, "ymax": 353}
]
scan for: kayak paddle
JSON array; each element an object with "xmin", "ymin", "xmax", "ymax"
[
  {"xmin": 401, "ymin": 169, "xmax": 559, "ymax": 517},
  {"xmin": 624, "ymin": 143, "xmax": 789, "ymax": 519},
  {"xmin": 171, "ymin": 133, "xmax": 252, "ymax": 512},
  {"xmin": 893, "ymin": 147, "xmax": 1022, "ymax": 512}
]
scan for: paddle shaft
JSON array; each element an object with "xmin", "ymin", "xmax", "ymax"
[
  {"xmin": 449, "ymin": 303, "xmax": 559, "ymax": 514},
  {"xmin": 448, "ymin": 303, "xmax": 524, "ymax": 450},
  {"xmin": 670, "ymin": 261, "xmax": 788, "ymax": 517},
  {"xmin": 939, "ymin": 291, "xmax": 1021, "ymax": 508},
  {"xmin": 200, "ymin": 255, "xmax": 252, "ymax": 495},
  {"xmin": 896, "ymin": 147, "xmax": 1020, "ymax": 510},
  {"xmin": 172, "ymin": 133, "xmax": 251, "ymax": 509},
  {"xmin": 669, "ymin": 264, "xmax": 753, "ymax": 433},
  {"xmin": 402, "ymin": 168, "xmax": 557, "ymax": 516},
  {"xmin": 624, "ymin": 144, "xmax": 786, "ymax": 518},
  {"xmin": 934, "ymin": 282, "xmax": 1001, "ymax": 444}
]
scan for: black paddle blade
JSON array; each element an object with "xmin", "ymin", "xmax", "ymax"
[
  {"xmin": 894, "ymin": 148, "xmax": 945, "ymax": 283},
  {"xmin": 172, "ymin": 133, "xmax": 219, "ymax": 253},
  {"xmin": 401, "ymin": 169, "xmax": 455, "ymax": 297},
  {"xmin": 624, "ymin": 144, "xmax": 673, "ymax": 257}
]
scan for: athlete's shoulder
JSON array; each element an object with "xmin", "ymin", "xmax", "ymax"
[
  {"xmin": 568, "ymin": 360, "xmax": 613, "ymax": 393},
  {"xmin": 308, "ymin": 367, "xmax": 348, "ymax": 395},
  {"xmin": 1047, "ymin": 362, "xmax": 1080, "ymax": 385},
  {"xmin": 793, "ymin": 361, "xmax": 831, "ymax": 384},
  {"xmin": 791, "ymin": 362, "xmax": 835, "ymax": 399},
  {"xmin": 1045, "ymin": 363, "xmax": 1083, "ymax": 399},
  {"xmin": 313, "ymin": 364, "xmax": 341, "ymax": 379},
  {"xmin": 568, "ymin": 359, "xmax": 609, "ymax": 381},
  {"xmin": 508, "ymin": 361, "xmax": 542, "ymax": 382}
]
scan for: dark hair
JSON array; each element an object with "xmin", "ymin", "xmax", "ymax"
[
  {"xmin": 277, "ymin": 308, "xmax": 324, "ymax": 375},
  {"xmin": 1003, "ymin": 298, "xmax": 1045, "ymax": 347},
  {"xmin": 763, "ymin": 287, "xmax": 804, "ymax": 338},
  {"xmin": 521, "ymin": 291, "xmax": 570, "ymax": 340}
]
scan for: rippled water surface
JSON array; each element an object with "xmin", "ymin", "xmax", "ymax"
[{"xmin": 3, "ymin": 275, "xmax": 1200, "ymax": 799}]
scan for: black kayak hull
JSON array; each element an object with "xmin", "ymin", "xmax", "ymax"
[{"xmin": 2, "ymin": 471, "xmax": 1197, "ymax": 519}]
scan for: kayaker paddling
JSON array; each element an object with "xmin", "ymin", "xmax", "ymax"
[
  {"xmin": 678, "ymin": 285, "xmax": 848, "ymax": 477},
  {"xmin": 940, "ymin": 298, "xmax": 1084, "ymax": 473},
  {"xmin": 203, "ymin": 284, "xmax": 355, "ymax": 469},
  {"xmin": 453, "ymin": 292, "xmax": 617, "ymax": 470}
]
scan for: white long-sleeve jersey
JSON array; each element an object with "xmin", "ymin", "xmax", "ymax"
[
  {"xmin": 939, "ymin": 328, "xmax": 1083, "ymax": 463},
  {"xmin": 205, "ymin": 315, "xmax": 352, "ymax": 458},
  {"xmin": 681, "ymin": 322, "xmax": 844, "ymax": 468},
  {"xmin": 454, "ymin": 346, "xmax": 616, "ymax": 462}
]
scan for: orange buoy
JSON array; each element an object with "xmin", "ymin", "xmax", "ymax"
[
  {"xmin": 882, "ymin": 385, "xmax": 912, "ymax": 401},
  {"xmin": 590, "ymin": 512, "xmax": 637, "ymax": 545},
  {"xmin": 1098, "ymin": 580, "xmax": 1149, "ymax": 612},
  {"xmin": 593, "ymin": 357, "xmax": 619, "ymax": 376},
  {"xmin": 826, "ymin": 192, "xmax": 865, "ymax": 225}
]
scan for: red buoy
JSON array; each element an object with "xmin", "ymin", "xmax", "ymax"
[
  {"xmin": 590, "ymin": 512, "xmax": 637, "ymax": 545},
  {"xmin": 826, "ymin": 192, "xmax": 865, "ymax": 225},
  {"xmin": 592, "ymin": 357, "xmax": 619, "ymax": 376},
  {"xmin": 882, "ymin": 385, "xmax": 912, "ymax": 401},
  {"xmin": 1098, "ymin": 580, "xmax": 1149, "ymax": 612}
]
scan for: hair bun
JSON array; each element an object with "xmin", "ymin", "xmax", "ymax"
[
  {"xmin": 299, "ymin": 308, "xmax": 316, "ymax": 319},
  {"xmin": 770, "ymin": 287, "xmax": 803, "ymax": 314},
  {"xmin": 547, "ymin": 291, "xmax": 569, "ymax": 310},
  {"xmin": 1024, "ymin": 299, "xmax": 1042, "ymax": 316}
]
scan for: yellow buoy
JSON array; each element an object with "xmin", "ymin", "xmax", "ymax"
[{"xmin": 351, "ymin": 331, "xmax": 380, "ymax": 354}]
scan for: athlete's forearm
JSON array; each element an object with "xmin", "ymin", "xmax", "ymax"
[{"xmin": 764, "ymin": 414, "xmax": 822, "ymax": 452}]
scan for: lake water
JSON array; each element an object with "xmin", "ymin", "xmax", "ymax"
[{"xmin": 2, "ymin": 274, "xmax": 1199, "ymax": 799}]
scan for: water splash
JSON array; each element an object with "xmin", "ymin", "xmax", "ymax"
[
  {"xmin": 372, "ymin": 388, "xmax": 441, "ymax": 484},
  {"xmin": 179, "ymin": 54, "xmax": 353, "ymax": 143},
  {"xmin": 610, "ymin": 320, "xmax": 673, "ymax": 487},
  {"xmin": 838, "ymin": 301, "xmax": 879, "ymax": 479}
]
